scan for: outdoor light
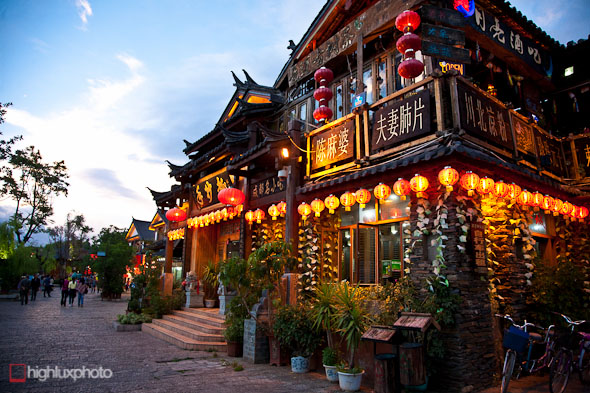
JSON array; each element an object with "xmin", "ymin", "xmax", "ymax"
[
  {"xmin": 214, "ymin": 210, "xmax": 222, "ymax": 222},
  {"xmin": 340, "ymin": 191, "xmax": 356, "ymax": 211},
  {"xmin": 281, "ymin": 147, "xmax": 289, "ymax": 159},
  {"xmin": 438, "ymin": 166, "xmax": 459, "ymax": 192},
  {"xmin": 393, "ymin": 178, "xmax": 410, "ymax": 200},
  {"xmin": 324, "ymin": 194, "xmax": 340, "ymax": 214},
  {"xmin": 460, "ymin": 171, "xmax": 479, "ymax": 196},
  {"xmin": 410, "ymin": 174, "xmax": 429, "ymax": 198},
  {"xmin": 165, "ymin": 207, "xmax": 187, "ymax": 222},
  {"xmin": 476, "ymin": 177, "xmax": 495, "ymax": 195},
  {"xmin": 254, "ymin": 208, "xmax": 265, "ymax": 224},
  {"xmin": 245, "ymin": 210, "xmax": 255, "ymax": 225},
  {"xmin": 560, "ymin": 201, "xmax": 573, "ymax": 216},
  {"xmin": 298, "ymin": 202, "xmax": 312, "ymax": 221},
  {"xmin": 551, "ymin": 198, "xmax": 563, "ymax": 216},
  {"xmin": 507, "ymin": 183, "xmax": 522, "ymax": 200},
  {"xmin": 570, "ymin": 205, "xmax": 579, "ymax": 220},
  {"xmin": 374, "ymin": 183, "xmax": 391, "ymax": 201},
  {"xmin": 218, "ymin": 187, "xmax": 245, "ymax": 207},
  {"xmin": 395, "ymin": 10, "xmax": 421, "ymax": 33},
  {"xmin": 492, "ymin": 181, "xmax": 509, "ymax": 198},
  {"xmin": 542, "ymin": 195, "xmax": 554, "ymax": 213},
  {"xmin": 313, "ymin": 67, "xmax": 334, "ymax": 122},
  {"xmin": 531, "ymin": 192, "xmax": 544, "ymax": 209},
  {"xmin": 311, "ymin": 198, "xmax": 325, "ymax": 217},
  {"xmin": 277, "ymin": 201, "xmax": 287, "ymax": 216},
  {"xmin": 395, "ymin": 10, "xmax": 423, "ymax": 79},
  {"xmin": 355, "ymin": 188, "xmax": 371, "ymax": 208},
  {"xmin": 578, "ymin": 206, "xmax": 589, "ymax": 220},
  {"xmin": 516, "ymin": 190, "xmax": 533, "ymax": 208},
  {"xmin": 268, "ymin": 204, "xmax": 280, "ymax": 220}
]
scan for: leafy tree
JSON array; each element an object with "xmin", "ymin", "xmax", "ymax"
[
  {"xmin": 0, "ymin": 145, "xmax": 69, "ymax": 244},
  {"xmin": 0, "ymin": 221, "xmax": 40, "ymax": 291},
  {"xmin": 89, "ymin": 226, "xmax": 133, "ymax": 298},
  {"xmin": 0, "ymin": 102, "xmax": 22, "ymax": 161},
  {"xmin": 47, "ymin": 212, "xmax": 92, "ymax": 274}
]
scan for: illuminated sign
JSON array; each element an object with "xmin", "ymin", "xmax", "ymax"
[
  {"xmin": 454, "ymin": 0, "xmax": 475, "ymax": 17},
  {"xmin": 439, "ymin": 62, "xmax": 464, "ymax": 75},
  {"xmin": 310, "ymin": 119, "xmax": 355, "ymax": 170},
  {"xmin": 352, "ymin": 92, "xmax": 366, "ymax": 109}
]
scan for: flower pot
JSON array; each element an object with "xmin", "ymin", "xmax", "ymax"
[
  {"xmin": 204, "ymin": 299, "xmax": 216, "ymax": 308},
  {"xmin": 338, "ymin": 370, "xmax": 364, "ymax": 392},
  {"xmin": 323, "ymin": 364, "xmax": 339, "ymax": 382},
  {"xmin": 226, "ymin": 341, "xmax": 243, "ymax": 357},
  {"xmin": 290, "ymin": 356, "xmax": 309, "ymax": 373}
]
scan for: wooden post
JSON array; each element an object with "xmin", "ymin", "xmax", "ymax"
[
  {"xmin": 570, "ymin": 138, "xmax": 580, "ymax": 179},
  {"xmin": 433, "ymin": 72, "xmax": 444, "ymax": 132},
  {"xmin": 447, "ymin": 73, "xmax": 461, "ymax": 131},
  {"xmin": 356, "ymin": 34, "xmax": 364, "ymax": 96},
  {"xmin": 285, "ymin": 120, "xmax": 302, "ymax": 254},
  {"xmin": 164, "ymin": 238, "xmax": 173, "ymax": 274}
]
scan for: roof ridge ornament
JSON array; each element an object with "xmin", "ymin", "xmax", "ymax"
[{"xmin": 231, "ymin": 71, "xmax": 244, "ymax": 88}]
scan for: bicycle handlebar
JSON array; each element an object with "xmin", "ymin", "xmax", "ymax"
[
  {"xmin": 495, "ymin": 314, "xmax": 540, "ymax": 331},
  {"xmin": 554, "ymin": 312, "xmax": 586, "ymax": 331}
]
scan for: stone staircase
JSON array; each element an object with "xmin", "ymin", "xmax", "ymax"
[{"xmin": 142, "ymin": 307, "xmax": 226, "ymax": 351}]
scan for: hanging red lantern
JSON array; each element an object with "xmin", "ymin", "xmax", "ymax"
[
  {"xmin": 460, "ymin": 171, "xmax": 479, "ymax": 196},
  {"xmin": 516, "ymin": 190, "xmax": 533, "ymax": 207},
  {"xmin": 561, "ymin": 201, "xmax": 573, "ymax": 216},
  {"xmin": 355, "ymin": 188, "xmax": 371, "ymax": 208},
  {"xmin": 227, "ymin": 206, "xmax": 236, "ymax": 219},
  {"xmin": 313, "ymin": 87, "xmax": 333, "ymax": 105},
  {"xmin": 395, "ymin": 10, "xmax": 421, "ymax": 33},
  {"xmin": 298, "ymin": 202, "xmax": 312, "ymax": 220},
  {"xmin": 398, "ymin": 58, "xmax": 424, "ymax": 79},
  {"xmin": 578, "ymin": 206, "xmax": 589, "ymax": 220},
  {"xmin": 507, "ymin": 183, "xmax": 522, "ymax": 200},
  {"xmin": 221, "ymin": 208, "xmax": 228, "ymax": 220},
  {"xmin": 214, "ymin": 210, "xmax": 223, "ymax": 222},
  {"xmin": 218, "ymin": 187, "xmax": 245, "ymax": 206},
  {"xmin": 438, "ymin": 166, "xmax": 459, "ymax": 192},
  {"xmin": 245, "ymin": 210, "xmax": 255, "ymax": 224},
  {"xmin": 476, "ymin": 177, "xmax": 495, "ymax": 195},
  {"xmin": 551, "ymin": 198, "xmax": 563, "ymax": 216},
  {"xmin": 531, "ymin": 192, "xmax": 544, "ymax": 208},
  {"xmin": 542, "ymin": 195, "xmax": 554, "ymax": 213},
  {"xmin": 410, "ymin": 174, "xmax": 429, "ymax": 198},
  {"xmin": 208, "ymin": 212, "xmax": 216, "ymax": 224},
  {"xmin": 268, "ymin": 204, "xmax": 280, "ymax": 221},
  {"xmin": 396, "ymin": 32, "xmax": 422, "ymax": 55},
  {"xmin": 277, "ymin": 201, "xmax": 287, "ymax": 216},
  {"xmin": 311, "ymin": 198, "xmax": 325, "ymax": 217},
  {"xmin": 393, "ymin": 178, "xmax": 410, "ymax": 200},
  {"xmin": 166, "ymin": 207, "xmax": 187, "ymax": 222},
  {"xmin": 492, "ymin": 180, "xmax": 509, "ymax": 198},
  {"xmin": 324, "ymin": 195, "xmax": 340, "ymax": 214},
  {"xmin": 570, "ymin": 205, "xmax": 579, "ymax": 220},
  {"xmin": 313, "ymin": 67, "xmax": 333, "ymax": 123},
  {"xmin": 314, "ymin": 67, "xmax": 334, "ymax": 84},
  {"xmin": 374, "ymin": 183, "xmax": 391, "ymax": 201},
  {"xmin": 313, "ymin": 106, "xmax": 333, "ymax": 122},
  {"xmin": 254, "ymin": 208, "xmax": 265, "ymax": 224},
  {"xmin": 203, "ymin": 214, "xmax": 211, "ymax": 226},
  {"xmin": 340, "ymin": 191, "xmax": 356, "ymax": 211}
]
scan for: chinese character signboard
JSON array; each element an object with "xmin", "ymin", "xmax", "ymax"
[
  {"xmin": 470, "ymin": 222, "xmax": 486, "ymax": 267},
  {"xmin": 511, "ymin": 113, "xmax": 535, "ymax": 155},
  {"xmin": 371, "ymin": 89, "xmax": 431, "ymax": 153},
  {"xmin": 457, "ymin": 82, "xmax": 512, "ymax": 150},
  {"xmin": 311, "ymin": 119, "xmax": 355, "ymax": 170},
  {"xmin": 534, "ymin": 129, "xmax": 566, "ymax": 176},
  {"xmin": 250, "ymin": 176, "xmax": 286, "ymax": 201},
  {"xmin": 192, "ymin": 170, "xmax": 233, "ymax": 210},
  {"xmin": 574, "ymin": 136, "xmax": 590, "ymax": 174}
]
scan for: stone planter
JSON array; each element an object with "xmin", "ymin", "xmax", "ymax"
[
  {"xmin": 323, "ymin": 364, "xmax": 339, "ymax": 382},
  {"xmin": 186, "ymin": 291, "xmax": 204, "ymax": 308},
  {"xmin": 204, "ymin": 299, "xmax": 216, "ymax": 308},
  {"xmin": 338, "ymin": 370, "xmax": 364, "ymax": 392},
  {"xmin": 218, "ymin": 294, "xmax": 235, "ymax": 315},
  {"xmin": 290, "ymin": 356, "xmax": 310, "ymax": 373},
  {"xmin": 227, "ymin": 341, "xmax": 243, "ymax": 357},
  {"xmin": 112, "ymin": 321, "xmax": 142, "ymax": 332},
  {"xmin": 269, "ymin": 335, "xmax": 289, "ymax": 366}
]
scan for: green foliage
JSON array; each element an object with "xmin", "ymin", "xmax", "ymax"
[
  {"xmin": 89, "ymin": 226, "xmax": 133, "ymax": 297},
  {"xmin": 117, "ymin": 312, "xmax": 152, "ymax": 325},
  {"xmin": 322, "ymin": 346, "xmax": 339, "ymax": 366},
  {"xmin": 0, "ymin": 242, "xmax": 39, "ymax": 291},
  {"xmin": 420, "ymin": 278, "xmax": 462, "ymax": 328},
  {"xmin": 310, "ymin": 283, "xmax": 339, "ymax": 348},
  {"xmin": 223, "ymin": 297, "xmax": 251, "ymax": 342},
  {"xmin": 273, "ymin": 303, "xmax": 322, "ymax": 357},
  {"xmin": 203, "ymin": 260, "xmax": 219, "ymax": 299}
]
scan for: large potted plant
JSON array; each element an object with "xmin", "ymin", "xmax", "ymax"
[
  {"xmin": 223, "ymin": 297, "xmax": 249, "ymax": 357},
  {"xmin": 335, "ymin": 283, "xmax": 372, "ymax": 392},
  {"xmin": 273, "ymin": 303, "xmax": 322, "ymax": 373},
  {"xmin": 311, "ymin": 283, "xmax": 339, "ymax": 381},
  {"xmin": 202, "ymin": 260, "xmax": 219, "ymax": 308}
]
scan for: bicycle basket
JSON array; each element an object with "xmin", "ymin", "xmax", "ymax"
[{"xmin": 503, "ymin": 325, "xmax": 529, "ymax": 353}]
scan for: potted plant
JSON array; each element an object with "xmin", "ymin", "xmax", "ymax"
[
  {"xmin": 202, "ymin": 260, "xmax": 219, "ymax": 308},
  {"xmin": 322, "ymin": 346, "xmax": 340, "ymax": 382},
  {"xmin": 335, "ymin": 283, "xmax": 372, "ymax": 392},
  {"xmin": 273, "ymin": 303, "xmax": 322, "ymax": 373},
  {"xmin": 311, "ymin": 283, "xmax": 339, "ymax": 381},
  {"xmin": 223, "ymin": 297, "xmax": 249, "ymax": 357}
]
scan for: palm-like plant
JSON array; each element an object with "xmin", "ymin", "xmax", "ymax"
[{"xmin": 311, "ymin": 283, "xmax": 339, "ymax": 349}]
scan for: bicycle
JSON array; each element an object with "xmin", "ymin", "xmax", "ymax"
[
  {"xmin": 549, "ymin": 313, "xmax": 587, "ymax": 393},
  {"xmin": 496, "ymin": 314, "xmax": 555, "ymax": 393}
]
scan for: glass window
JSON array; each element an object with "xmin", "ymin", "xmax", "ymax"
[
  {"xmin": 363, "ymin": 67, "xmax": 374, "ymax": 105},
  {"xmin": 379, "ymin": 223, "xmax": 403, "ymax": 282},
  {"xmin": 340, "ymin": 199, "xmax": 376, "ymax": 226},
  {"xmin": 357, "ymin": 226, "xmax": 376, "ymax": 284},
  {"xmin": 379, "ymin": 194, "xmax": 410, "ymax": 220},
  {"xmin": 378, "ymin": 59, "xmax": 387, "ymax": 100},
  {"xmin": 340, "ymin": 229, "xmax": 352, "ymax": 282},
  {"xmin": 299, "ymin": 102, "xmax": 307, "ymax": 123},
  {"xmin": 393, "ymin": 52, "xmax": 404, "ymax": 91},
  {"xmin": 335, "ymin": 83, "xmax": 344, "ymax": 119},
  {"xmin": 529, "ymin": 212, "xmax": 547, "ymax": 235},
  {"xmin": 349, "ymin": 76, "xmax": 357, "ymax": 113}
]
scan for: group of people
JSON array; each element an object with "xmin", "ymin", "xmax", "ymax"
[{"xmin": 17, "ymin": 274, "xmax": 97, "ymax": 307}]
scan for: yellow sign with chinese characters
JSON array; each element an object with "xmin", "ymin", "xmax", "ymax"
[
  {"xmin": 192, "ymin": 169, "xmax": 233, "ymax": 209},
  {"xmin": 310, "ymin": 119, "xmax": 355, "ymax": 170}
]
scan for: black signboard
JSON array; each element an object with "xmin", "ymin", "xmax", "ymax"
[
  {"xmin": 250, "ymin": 176, "xmax": 286, "ymax": 200},
  {"xmin": 512, "ymin": 113, "xmax": 535, "ymax": 156},
  {"xmin": 422, "ymin": 23, "xmax": 465, "ymax": 46},
  {"xmin": 192, "ymin": 170, "xmax": 233, "ymax": 210},
  {"xmin": 470, "ymin": 222, "xmax": 487, "ymax": 268},
  {"xmin": 371, "ymin": 89, "xmax": 431, "ymax": 153},
  {"xmin": 422, "ymin": 40, "xmax": 471, "ymax": 64},
  {"xmin": 534, "ymin": 129, "xmax": 565, "ymax": 176},
  {"xmin": 467, "ymin": 6, "xmax": 552, "ymax": 77},
  {"xmin": 457, "ymin": 82, "xmax": 512, "ymax": 150},
  {"xmin": 310, "ymin": 119, "xmax": 355, "ymax": 170},
  {"xmin": 574, "ymin": 136, "xmax": 590, "ymax": 174},
  {"xmin": 420, "ymin": 4, "xmax": 466, "ymax": 27}
]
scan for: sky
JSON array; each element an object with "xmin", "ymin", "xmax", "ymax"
[{"xmin": 0, "ymin": 0, "xmax": 588, "ymax": 243}]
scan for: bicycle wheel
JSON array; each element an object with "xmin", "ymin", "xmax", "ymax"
[
  {"xmin": 501, "ymin": 349, "xmax": 516, "ymax": 393},
  {"xmin": 550, "ymin": 349, "xmax": 571, "ymax": 393},
  {"xmin": 580, "ymin": 348, "xmax": 590, "ymax": 384}
]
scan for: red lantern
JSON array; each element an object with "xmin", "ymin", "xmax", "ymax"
[
  {"xmin": 438, "ymin": 166, "xmax": 459, "ymax": 192},
  {"xmin": 340, "ymin": 191, "xmax": 356, "ymax": 211},
  {"xmin": 214, "ymin": 210, "xmax": 222, "ymax": 222},
  {"xmin": 395, "ymin": 10, "xmax": 421, "ymax": 33},
  {"xmin": 166, "ymin": 207, "xmax": 187, "ymax": 222},
  {"xmin": 410, "ymin": 174, "xmax": 429, "ymax": 198},
  {"xmin": 277, "ymin": 201, "xmax": 287, "ymax": 216},
  {"xmin": 208, "ymin": 212, "xmax": 216, "ymax": 224},
  {"xmin": 374, "ymin": 183, "xmax": 391, "ymax": 201},
  {"xmin": 551, "ymin": 198, "xmax": 563, "ymax": 216},
  {"xmin": 570, "ymin": 205, "xmax": 579, "ymax": 219},
  {"xmin": 393, "ymin": 178, "xmax": 410, "ymax": 200},
  {"xmin": 314, "ymin": 67, "xmax": 334, "ymax": 84},
  {"xmin": 398, "ymin": 58, "xmax": 424, "ymax": 79},
  {"xmin": 218, "ymin": 187, "xmax": 245, "ymax": 206},
  {"xmin": 355, "ymin": 188, "xmax": 371, "ymax": 208},
  {"xmin": 298, "ymin": 202, "xmax": 312, "ymax": 220},
  {"xmin": 476, "ymin": 177, "xmax": 495, "ymax": 195},
  {"xmin": 517, "ymin": 190, "xmax": 533, "ymax": 207},
  {"xmin": 507, "ymin": 183, "xmax": 522, "ymax": 200},
  {"xmin": 268, "ymin": 204, "xmax": 280, "ymax": 220},
  {"xmin": 542, "ymin": 195, "xmax": 554, "ymax": 213},
  {"xmin": 313, "ymin": 87, "xmax": 333, "ymax": 105},
  {"xmin": 492, "ymin": 181, "xmax": 509, "ymax": 198},
  {"xmin": 578, "ymin": 206, "xmax": 589, "ymax": 220},
  {"xmin": 311, "ymin": 198, "xmax": 325, "ymax": 217},
  {"xmin": 324, "ymin": 195, "xmax": 340, "ymax": 214},
  {"xmin": 313, "ymin": 106, "xmax": 333, "ymax": 122},
  {"xmin": 245, "ymin": 210, "xmax": 255, "ymax": 224},
  {"xmin": 254, "ymin": 208, "xmax": 265, "ymax": 224},
  {"xmin": 396, "ymin": 32, "xmax": 422, "ymax": 56},
  {"xmin": 203, "ymin": 214, "xmax": 211, "ymax": 226},
  {"xmin": 460, "ymin": 171, "xmax": 479, "ymax": 196},
  {"xmin": 531, "ymin": 192, "xmax": 544, "ymax": 208},
  {"xmin": 561, "ymin": 201, "xmax": 573, "ymax": 216}
]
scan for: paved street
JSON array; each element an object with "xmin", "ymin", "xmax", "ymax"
[{"xmin": 0, "ymin": 291, "xmax": 587, "ymax": 393}]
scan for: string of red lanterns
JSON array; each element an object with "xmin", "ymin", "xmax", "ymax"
[
  {"xmin": 395, "ymin": 10, "xmax": 424, "ymax": 80},
  {"xmin": 313, "ymin": 67, "xmax": 334, "ymax": 122}
]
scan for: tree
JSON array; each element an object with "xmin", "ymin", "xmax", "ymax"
[
  {"xmin": 47, "ymin": 212, "xmax": 92, "ymax": 275},
  {"xmin": 0, "ymin": 145, "xmax": 69, "ymax": 244},
  {"xmin": 0, "ymin": 102, "xmax": 22, "ymax": 161},
  {"xmin": 0, "ymin": 221, "xmax": 40, "ymax": 291},
  {"xmin": 89, "ymin": 226, "xmax": 133, "ymax": 298}
]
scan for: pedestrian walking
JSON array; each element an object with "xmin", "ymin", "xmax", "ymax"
[
  {"xmin": 30, "ymin": 273, "xmax": 41, "ymax": 301},
  {"xmin": 42, "ymin": 275, "xmax": 53, "ymax": 297},
  {"xmin": 68, "ymin": 277, "xmax": 77, "ymax": 306},
  {"xmin": 76, "ymin": 278, "xmax": 88, "ymax": 307},
  {"xmin": 60, "ymin": 277, "xmax": 69, "ymax": 307},
  {"xmin": 17, "ymin": 276, "xmax": 31, "ymax": 305}
]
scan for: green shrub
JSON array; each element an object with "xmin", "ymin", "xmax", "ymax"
[
  {"xmin": 117, "ymin": 312, "xmax": 152, "ymax": 324},
  {"xmin": 273, "ymin": 303, "xmax": 322, "ymax": 357},
  {"xmin": 322, "ymin": 347, "xmax": 339, "ymax": 366}
]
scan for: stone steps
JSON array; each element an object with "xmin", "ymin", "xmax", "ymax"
[{"xmin": 141, "ymin": 307, "xmax": 226, "ymax": 352}]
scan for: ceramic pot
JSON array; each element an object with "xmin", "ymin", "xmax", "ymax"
[
  {"xmin": 337, "ymin": 370, "xmax": 364, "ymax": 392},
  {"xmin": 290, "ymin": 356, "xmax": 309, "ymax": 373},
  {"xmin": 323, "ymin": 364, "xmax": 339, "ymax": 382},
  {"xmin": 204, "ymin": 299, "xmax": 216, "ymax": 308}
]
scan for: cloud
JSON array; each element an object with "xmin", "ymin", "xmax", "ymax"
[
  {"xmin": 30, "ymin": 38, "xmax": 50, "ymax": 54},
  {"xmin": 75, "ymin": 0, "xmax": 93, "ymax": 28},
  {"xmin": 83, "ymin": 168, "xmax": 139, "ymax": 199}
]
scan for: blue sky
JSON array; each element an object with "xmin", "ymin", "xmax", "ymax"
[{"xmin": 0, "ymin": 0, "xmax": 588, "ymax": 241}]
